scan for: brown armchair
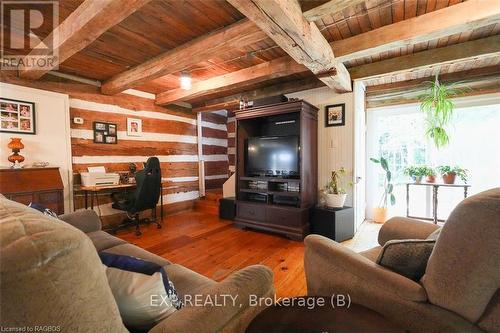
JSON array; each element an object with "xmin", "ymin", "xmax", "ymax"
[{"xmin": 304, "ymin": 188, "xmax": 500, "ymax": 333}]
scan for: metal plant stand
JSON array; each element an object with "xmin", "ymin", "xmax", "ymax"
[{"xmin": 406, "ymin": 183, "xmax": 471, "ymax": 224}]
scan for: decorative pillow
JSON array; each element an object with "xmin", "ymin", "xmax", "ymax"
[
  {"xmin": 28, "ymin": 202, "xmax": 58, "ymax": 218},
  {"xmin": 99, "ymin": 252, "xmax": 182, "ymax": 330},
  {"xmin": 376, "ymin": 239, "xmax": 436, "ymax": 281}
]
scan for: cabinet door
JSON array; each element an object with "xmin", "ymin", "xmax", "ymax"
[
  {"xmin": 237, "ymin": 202, "xmax": 266, "ymax": 222},
  {"xmin": 266, "ymin": 206, "xmax": 302, "ymax": 228},
  {"xmin": 9, "ymin": 193, "xmax": 34, "ymax": 206}
]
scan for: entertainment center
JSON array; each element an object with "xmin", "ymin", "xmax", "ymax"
[{"xmin": 235, "ymin": 100, "xmax": 318, "ymax": 240}]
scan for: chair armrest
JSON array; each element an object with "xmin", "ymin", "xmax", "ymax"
[
  {"xmin": 378, "ymin": 217, "xmax": 440, "ymax": 246},
  {"xmin": 58, "ymin": 210, "xmax": 102, "ymax": 233},
  {"xmin": 304, "ymin": 235, "xmax": 427, "ymax": 302},
  {"xmin": 149, "ymin": 265, "xmax": 275, "ymax": 333}
]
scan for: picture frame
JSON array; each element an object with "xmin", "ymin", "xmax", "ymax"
[
  {"xmin": 127, "ymin": 118, "xmax": 142, "ymax": 136},
  {"xmin": 0, "ymin": 98, "xmax": 36, "ymax": 134},
  {"xmin": 93, "ymin": 121, "xmax": 118, "ymax": 144},
  {"xmin": 325, "ymin": 103, "xmax": 345, "ymax": 127}
]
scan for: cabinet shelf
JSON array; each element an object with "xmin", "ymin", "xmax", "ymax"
[
  {"xmin": 240, "ymin": 188, "xmax": 301, "ymax": 197},
  {"xmin": 239, "ymin": 176, "xmax": 300, "ymax": 183}
]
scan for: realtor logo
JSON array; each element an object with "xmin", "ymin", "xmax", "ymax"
[{"xmin": 1, "ymin": 0, "xmax": 59, "ymax": 71}]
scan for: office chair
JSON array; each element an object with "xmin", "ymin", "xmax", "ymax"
[{"xmin": 111, "ymin": 157, "xmax": 162, "ymax": 236}]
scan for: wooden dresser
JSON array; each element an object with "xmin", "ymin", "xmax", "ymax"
[{"xmin": 0, "ymin": 167, "xmax": 64, "ymax": 214}]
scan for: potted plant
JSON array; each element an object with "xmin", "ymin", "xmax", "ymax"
[
  {"xmin": 370, "ymin": 157, "xmax": 395, "ymax": 223},
  {"xmin": 404, "ymin": 166, "xmax": 426, "ymax": 183},
  {"xmin": 423, "ymin": 166, "xmax": 436, "ymax": 183},
  {"xmin": 420, "ymin": 74, "xmax": 463, "ymax": 148},
  {"xmin": 437, "ymin": 166, "xmax": 468, "ymax": 184},
  {"xmin": 323, "ymin": 167, "xmax": 348, "ymax": 208}
]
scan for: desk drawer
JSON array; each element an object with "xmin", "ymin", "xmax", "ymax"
[{"xmin": 237, "ymin": 202, "xmax": 266, "ymax": 222}]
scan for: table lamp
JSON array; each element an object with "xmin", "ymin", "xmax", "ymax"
[{"xmin": 7, "ymin": 138, "xmax": 25, "ymax": 166}]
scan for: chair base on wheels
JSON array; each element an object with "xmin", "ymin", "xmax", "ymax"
[{"xmin": 111, "ymin": 213, "xmax": 161, "ymax": 236}]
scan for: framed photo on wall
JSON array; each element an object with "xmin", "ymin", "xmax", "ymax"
[
  {"xmin": 127, "ymin": 118, "xmax": 142, "ymax": 136},
  {"xmin": 325, "ymin": 103, "xmax": 345, "ymax": 127},
  {"xmin": 93, "ymin": 121, "xmax": 118, "ymax": 144},
  {"xmin": 0, "ymin": 98, "xmax": 36, "ymax": 134}
]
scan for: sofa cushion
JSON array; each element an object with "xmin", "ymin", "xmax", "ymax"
[
  {"xmin": 359, "ymin": 246, "xmax": 382, "ymax": 262},
  {"xmin": 104, "ymin": 243, "xmax": 171, "ymax": 267},
  {"xmin": 100, "ymin": 252, "xmax": 182, "ymax": 330},
  {"xmin": 87, "ymin": 230, "xmax": 127, "ymax": 251},
  {"xmin": 0, "ymin": 196, "xmax": 127, "ymax": 332},
  {"xmin": 376, "ymin": 239, "xmax": 435, "ymax": 281}
]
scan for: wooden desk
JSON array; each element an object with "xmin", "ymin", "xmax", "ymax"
[
  {"xmin": 406, "ymin": 182, "xmax": 471, "ymax": 224},
  {"xmin": 76, "ymin": 183, "xmax": 172, "ymax": 222},
  {"xmin": 0, "ymin": 167, "xmax": 64, "ymax": 214}
]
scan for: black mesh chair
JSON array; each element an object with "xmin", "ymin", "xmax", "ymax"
[{"xmin": 111, "ymin": 157, "xmax": 162, "ymax": 236}]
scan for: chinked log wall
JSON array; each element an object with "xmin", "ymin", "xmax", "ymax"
[
  {"xmin": 227, "ymin": 111, "xmax": 236, "ymax": 173},
  {"xmin": 69, "ymin": 92, "xmax": 228, "ymax": 226}
]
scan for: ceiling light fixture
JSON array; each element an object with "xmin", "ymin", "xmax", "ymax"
[{"xmin": 180, "ymin": 72, "xmax": 192, "ymax": 90}]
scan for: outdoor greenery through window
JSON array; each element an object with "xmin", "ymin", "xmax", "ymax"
[{"xmin": 366, "ymin": 98, "xmax": 500, "ymax": 221}]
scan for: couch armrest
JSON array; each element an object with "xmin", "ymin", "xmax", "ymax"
[
  {"xmin": 378, "ymin": 217, "xmax": 440, "ymax": 246},
  {"xmin": 58, "ymin": 210, "xmax": 102, "ymax": 233},
  {"xmin": 149, "ymin": 265, "xmax": 274, "ymax": 333},
  {"xmin": 304, "ymin": 235, "xmax": 427, "ymax": 302}
]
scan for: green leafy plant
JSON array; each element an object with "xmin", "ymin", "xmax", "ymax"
[
  {"xmin": 324, "ymin": 167, "xmax": 348, "ymax": 194},
  {"xmin": 422, "ymin": 166, "xmax": 436, "ymax": 177},
  {"xmin": 420, "ymin": 74, "xmax": 463, "ymax": 148},
  {"xmin": 437, "ymin": 165, "xmax": 468, "ymax": 183},
  {"xmin": 404, "ymin": 166, "xmax": 427, "ymax": 178},
  {"xmin": 370, "ymin": 157, "xmax": 395, "ymax": 208}
]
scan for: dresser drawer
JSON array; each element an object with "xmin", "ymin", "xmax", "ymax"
[
  {"xmin": 266, "ymin": 206, "xmax": 302, "ymax": 228},
  {"xmin": 237, "ymin": 202, "xmax": 266, "ymax": 222}
]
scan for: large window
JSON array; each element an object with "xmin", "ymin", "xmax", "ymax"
[{"xmin": 366, "ymin": 94, "xmax": 500, "ymax": 221}]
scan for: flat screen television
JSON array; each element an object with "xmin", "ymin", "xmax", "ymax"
[{"xmin": 245, "ymin": 136, "xmax": 299, "ymax": 177}]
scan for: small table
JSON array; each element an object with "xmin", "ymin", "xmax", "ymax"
[
  {"xmin": 310, "ymin": 206, "xmax": 354, "ymax": 242},
  {"xmin": 406, "ymin": 182, "xmax": 471, "ymax": 224},
  {"xmin": 246, "ymin": 296, "xmax": 404, "ymax": 333},
  {"xmin": 76, "ymin": 183, "xmax": 165, "ymax": 221}
]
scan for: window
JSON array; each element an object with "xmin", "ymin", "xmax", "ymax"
[{"xmin": 366, "ymin": 95, "xmax": 500, "ymax": 221}]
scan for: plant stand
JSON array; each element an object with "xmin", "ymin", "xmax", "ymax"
[{"xmin": 405, "ymin": 183, "xmax": 471, "ymax": 224}]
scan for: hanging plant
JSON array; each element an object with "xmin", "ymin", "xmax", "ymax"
[{"xmin": 419, "ymin": 74, "xmax": 463, "ymax": 148}]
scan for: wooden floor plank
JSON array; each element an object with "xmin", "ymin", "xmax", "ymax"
[{"xmin": 116, "ymin": 210, "xmax": 380, "ymax": 298}]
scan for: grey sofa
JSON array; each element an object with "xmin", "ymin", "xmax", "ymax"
[
  {"xmin": 304, "ymin": 188, "xmax": 500, "ymax": 332},
  {"xmin": 0, "ymin": 197, "xmax": 275, "ymax": 333}
]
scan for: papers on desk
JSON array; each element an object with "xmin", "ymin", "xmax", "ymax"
[{"xmin": 88, "ymin": 166, "xmax": 106, "ymax": 173}]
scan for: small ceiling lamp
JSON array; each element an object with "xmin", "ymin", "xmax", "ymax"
[{"xmin": 180, "ymin": 72, "xmax": 192, "ymax": 90}]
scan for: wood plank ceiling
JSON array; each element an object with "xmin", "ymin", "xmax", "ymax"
[{"xmin": 3, "ymin": 0, "xmax": 500, "ymax": 108}]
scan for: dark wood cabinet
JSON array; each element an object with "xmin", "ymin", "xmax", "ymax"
[
  {"xmin": 0, "ymin": 167, "xmax": 64, "ymax": 214},
  {"xmin": 235, "ymin": 100, "xmax": 318, "ymax": 240}
]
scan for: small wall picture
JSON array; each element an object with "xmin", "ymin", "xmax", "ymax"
[
  {"xmin": 127, "ymin": 118, "xmax": 142, "ymax": 136},
  {"xmin": 325, "ymin": 103, "xmax": 345, "ymax": 127},
  {"xmin": 0, "ymin": 98, "xmax": 36, "ymax": 134},
  {"xmin": 93, "ymin": 121, "xmax": 118, "ymax": 144}
]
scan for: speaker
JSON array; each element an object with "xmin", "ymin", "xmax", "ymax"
[{"xmin": 219, "ymin": 197, "xmax": 236, "ymax": 220}]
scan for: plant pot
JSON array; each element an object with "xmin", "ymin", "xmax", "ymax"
[
  {"xmin": 373, "ymin": 207, "xmax": 388, "ymax": 224},
  {"xmin": 412, "ymin": 176, "xmax": 423, "ymax": 184},
  {"xmin": 426, "ymin": 175, "xmax": 436, "ymax": 183},
  {"xmin": 442, "ymin": 172, "xmax": 456, "ymax": 184},
  {"xmin": 324, "ymin": 193, "xmax": 347, "ymax": 208}
]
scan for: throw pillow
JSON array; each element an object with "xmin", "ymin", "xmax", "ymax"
[
  {"xmin": 376, "ymin": 239, "xmax": 436, "ymax": 281},
  {"xmin": 99, "ymin": 252, "xmax": 182, "ymax": 330},
  {"xmin": 28, "ymin": 202, "xmax": 58, "ymax": 218}
]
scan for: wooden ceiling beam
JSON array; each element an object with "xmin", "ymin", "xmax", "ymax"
[
  {"xmin": 192, "ymin": 76, "xmax": 324, "ymax": 112},
  {"xmin": 155, "ymin": 56, "xmax": 306, "ymax": 105},
  {"xmin": 303, "ymin": 0, "xmax": 365, "ymax": 22},
  {"xmin": 332, "ymin": 0, "xmax": 500, "ymax": 63},
  {"xmin": 18, "ymin": 0, "xmax": 151, "ymax": 80},
  {"xmin": 350, "ymin": 35, "xmax": 500, "ymax": 80},
  {"xmin": 101, "ymin": 19, "xmax": 268, "ymax": 95},
  {"xmin": 228, "ymin": 0, "xmax": 351, "ymax": 92}
]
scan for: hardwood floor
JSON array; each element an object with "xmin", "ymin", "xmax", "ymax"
[{"xmin": 116, "ymin": 210, "xmax": 381, "ymax": 298}]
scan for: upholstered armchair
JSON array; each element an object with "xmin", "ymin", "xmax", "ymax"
[{"xmin": 304, "ymin": 188, "xmax": 500, "ymax": 333}]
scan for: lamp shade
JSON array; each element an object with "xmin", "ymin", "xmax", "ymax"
[{"xmin": 7, "ymin": 138, "xmax": 24, "ymax": 150}]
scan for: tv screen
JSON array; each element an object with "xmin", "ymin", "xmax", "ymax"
[{"xmin": 246, "ymin": 136, "xmax": 299, "ymax": 177}]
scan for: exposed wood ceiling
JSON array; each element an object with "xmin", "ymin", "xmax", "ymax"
[{"xmin": 3, "ymin": 0, "xmax": 500, "ymax": 109}]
